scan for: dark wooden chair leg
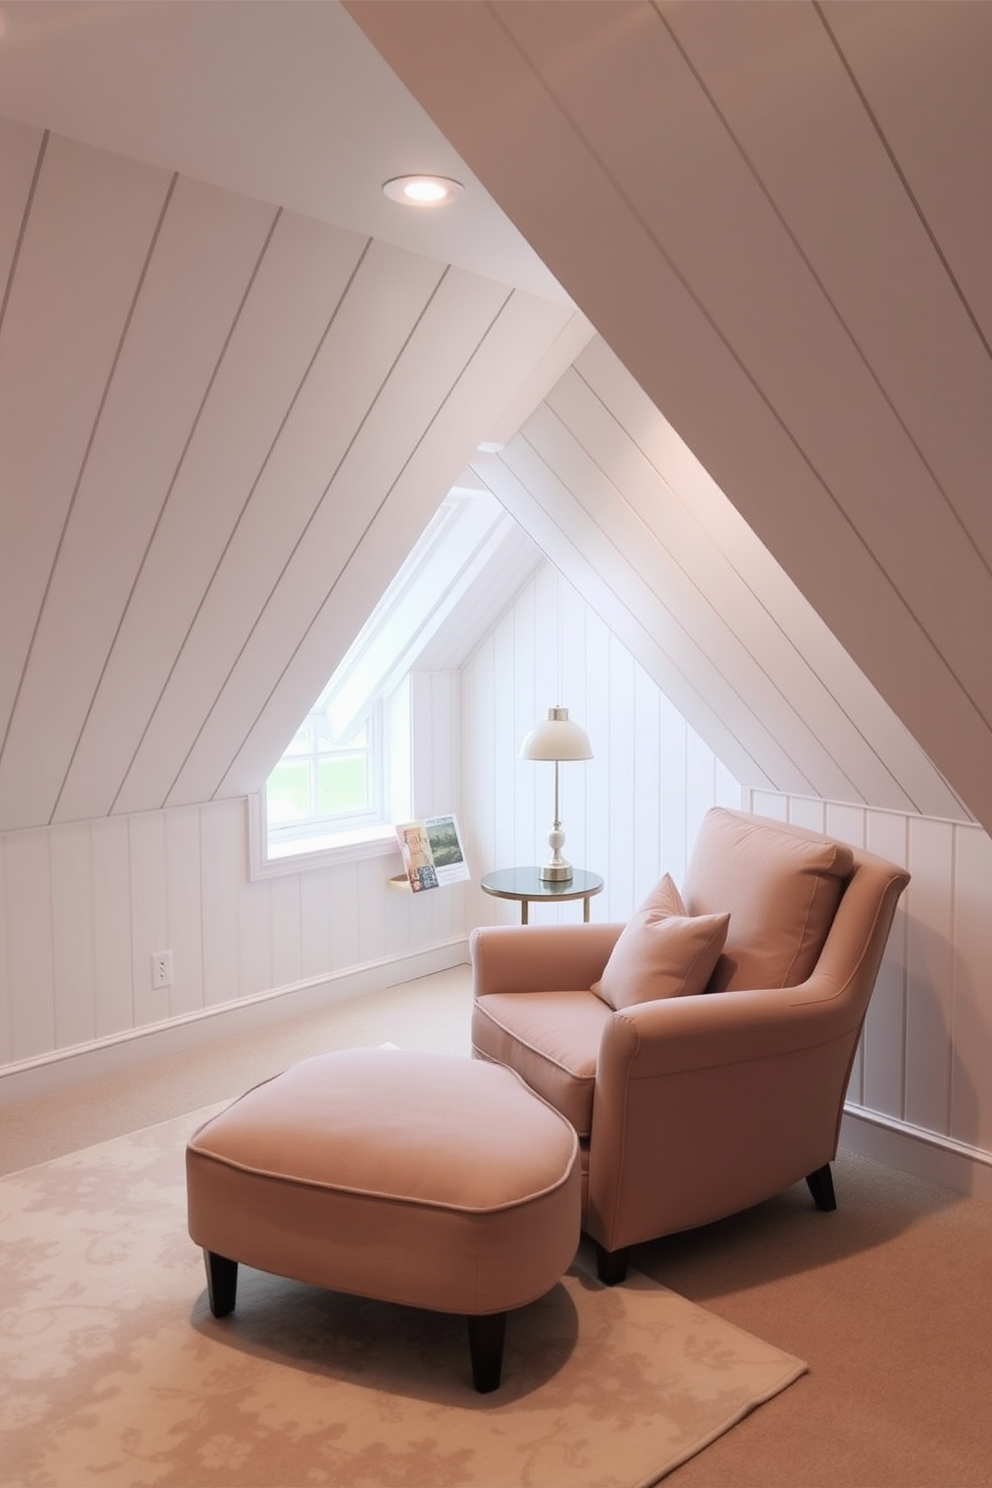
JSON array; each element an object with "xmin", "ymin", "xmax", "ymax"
[
  {"xmin": 204, "ymin": 1250, "xmax": 239, "ymax": 1317},
  {"xmin": 467, "ymin": 1311, "xmax": 507, "ymax": 1393},
  {"xmin": 595, "ymin": 1242, "xmax": 630, "ymax": 1286},
  {"xmin": 806, "ymin": 1163, "xmax": 837, "ymax": 1211}
]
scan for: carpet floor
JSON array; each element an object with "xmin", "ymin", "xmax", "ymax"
[
  {"xmin": 1, "ymin": 1102, "xmax": 806, "ymax": 1488},
  {"xmin": 5, "ymin": 970, "xmax": 992, "ymax": 1486}
]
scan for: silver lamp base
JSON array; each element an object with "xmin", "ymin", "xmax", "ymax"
[{"xmin": 539, "ymin": 859, "xmax": 574, "ymax": 883}]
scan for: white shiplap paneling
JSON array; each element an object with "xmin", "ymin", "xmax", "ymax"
[
  {"xmin": 2, "ymin": 557, "xmax": 992, "ymax": 1206},
  {"xmin": 351, "ymin": 0, "xmax": 992, "ymax": 837},
  {"xmin": 0, "ymin": 132, "xmax": 172, "ymax": 814},
  {"xmin": 949, "ymin": 826, "xmax": 992, "ymax": 1159},
  {"xmin": 3, "ymin": 830, "xmax": 55, "ymax": 1060},
  {"xmin": 2, "ymin": 175, "xmax": 278, "ymax": 830},
  {"xmin": 54, "ymin": 211, "xmax": 371, "ymax": 823},
  {"xmin": 462, "ymin": 562, "xmax": 745, "ymax": 926},
  {"xmin": 50, "ymin": 823, "xmax": 95, "ymax": 1051},
  {"xmin": 0, "ymin": 113, "xmax": 583, "ymax": 837}
]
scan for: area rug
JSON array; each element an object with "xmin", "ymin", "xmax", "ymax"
[{"xmin": 1, "ymin": 1106, "xmax": 807, "ymax": 1488}]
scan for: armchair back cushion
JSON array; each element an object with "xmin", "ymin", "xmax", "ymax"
[
  {"xmin": 590, "ymin": 874, "xmax": 730, "ymax": 1010},
  {"xmin": 683, "ymin": 809, "xmax": 854, "ymax": 993}
]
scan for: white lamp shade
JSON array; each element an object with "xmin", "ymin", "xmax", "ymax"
[{"xmin": 520, "ymin": 706, "xmax": 593, "ymax": 762}]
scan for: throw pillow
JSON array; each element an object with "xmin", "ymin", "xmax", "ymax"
[{"xmin": 591, "ymin": 873, "xmax": 730, "ymax": 1011}]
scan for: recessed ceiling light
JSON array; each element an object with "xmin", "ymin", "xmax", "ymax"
[{"xmin": 382, "ymin": 175, "xmax": 464, "ymax": 207}]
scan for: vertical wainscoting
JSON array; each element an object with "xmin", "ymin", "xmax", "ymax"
[
  {"xmin": 461, "ymin": 565, "xmax": 744, "ymax": 928},
  {"xmin": 0, "ymin": 794, "xmax": 468, "ymax": 1096},
  {"xmin": 748, "ymin": 789, "xmax": 992, "ymax": 1200}
]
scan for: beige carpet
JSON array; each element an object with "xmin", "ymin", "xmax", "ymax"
[{"xmin": 2, "ymin": 1104, "xmax": 806, "ymax": 1488}]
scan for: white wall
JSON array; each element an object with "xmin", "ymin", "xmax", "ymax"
[
  {"xmin": 4, "ymin": 557, "xmax": 992, "ymax": 1207},
  {"xmin": 460, "ymin": 562, "xmax": 743, "ymax": 919},
  {"xmin": 0, "ymin": 796, "xmax": 467, "ymax": 1099},
  {"xmin": 750, "ymin": 790, "xmax": 992, "ymax": 1202}
]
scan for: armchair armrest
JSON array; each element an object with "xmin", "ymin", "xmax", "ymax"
[
  {"xmin": 587, "ymin": 972, "xmax": 863, "ymax": 1251},
  {"xmin": 600, "ymin": 969, "xmax": 858, "ymax": 1078},
  {"xmin": 470, "ymin": 923, "xmax": 624, "ymax": 997}
]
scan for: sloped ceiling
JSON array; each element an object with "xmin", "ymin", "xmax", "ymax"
[
  {"xmin": 0, "ymin": 114, "xmax": 583, "ymax": 831},
  {"xmin": 1, "ymin": 0, "xmax": 987, "ymax": 840},
  {"xmin": 348, "ymin": 0, "xmax": 992, "ymax": 835},
  {"xmin": 476, "ymin": 338, "xmax": 969, "ymax": 821}
]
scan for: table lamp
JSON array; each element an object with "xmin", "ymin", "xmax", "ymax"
[{"xmin": 519, "ymin": 706, "xmax": 593, "ymax": 882}]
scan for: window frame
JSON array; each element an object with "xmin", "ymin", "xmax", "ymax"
[
  {"xmin": 264, "ymin": 704, "xmax": 383, "ymax": 852},
  {"xmin": 248, "ymin": 487, "xmax": 515, "ymax": 881}
]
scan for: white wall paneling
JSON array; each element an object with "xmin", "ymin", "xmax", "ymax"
[
  {"xmin": 164, "ymin": 807, "xmax": 205, "ymax": 1021},
  {"xmin": 949, "ymin": 828, "xmax": 992, "ymax": 1161},
  {"xmin": 0, "ymin": 791, "xmax": 469, "ymax": 1099},
  {"xmin": 0, "ymin": 831, "xmax": 7, "ymax": 1066},
  {"xmin": 90, "ymin": 817, "xmax": 134, "ymax": 1040},
  {"xmin": 50, "ymin": 822, "xmax": 95, "ymax": 1052},
  {"xmin": 462, "ymin": 562, "xmax": 744, "ymax": 928},
  {"xmin": 746, "ymin": 787, "xmax": 992, "ymax": 1199},
  {"xmin": 904, "ymin": 816, "xmax": 957, "ymax": 1139},
  {"xmin": 3, "ymin": 548, "xmax": 992, "ymax": 1206},
  {"xmin": 860, "ymin": 807, "xmax": 910, "ymax": 1119},
  {"xmin": 4, "ymin": 831, "xmax": 55, "ymax": 1061},
  {"xmin": 128, "ymin": 810, "xmax": 169, "ymax": 1030}
]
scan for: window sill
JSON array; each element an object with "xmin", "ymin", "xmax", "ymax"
[{"xmin": 247, "ymin": 797, "xmax": 400, "ymax": 880}]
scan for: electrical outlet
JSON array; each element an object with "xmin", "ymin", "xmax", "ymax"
[{"xmin": 151, "ymin": 950, "xmax": 173, "ymax": 989}]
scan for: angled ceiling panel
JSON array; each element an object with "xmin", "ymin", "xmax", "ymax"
[
  {"xmin": 349, "ymin": 0, "xmax": 992, "ymax": 832},
  {"xmin": 217, "ymin": 289, "xmax": 581, "ymax": 801},
  {"xmin": 0, "ymin": 130, "xmax": 171, "ymax": 781},
  {"xmin": 475, "ymin": 339, "xmax": 970, "ymax": 820},
  {"xmin": 575, "ymin": 339, "xmax": 965, "ymax": 820},
  {"xmin": 475, "ymin": 422, "xmax": 780, "ymax": 795},
  {"xmin": 113, "ymin": 237, "xmax": 453, "ymax": 815},
  {"xmin": 0, "ymin": 111, "xmax": 583, "ymax": 833},
  {"xmin": 0, "ymin": 115, "xmax": 42, "ymax": 286},
  {"xmin": 54, "ymin": 207, "xmax": 373, "ymax": 825},
  {"xmin": 0, "ymin": 171, "xmax": 278, "ymax": 830}
]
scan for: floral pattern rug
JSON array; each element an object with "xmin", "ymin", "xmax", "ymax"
[{"xmin": 1, "ymin": 1106, "xmax": 806, "ymax": 1487}]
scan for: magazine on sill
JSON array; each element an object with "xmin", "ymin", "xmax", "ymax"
[{"xmin": 395, "ymin": 815, "xmax": 470, "ymax": 892}]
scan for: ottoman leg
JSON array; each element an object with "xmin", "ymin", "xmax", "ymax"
[
  {"xmin": 204, "ymin": 1250, "xmax": 239, "ymax": 1318},
  {"xmin": 467, "ymin": 1311, "xmax": 507, "ymax": 1393}
]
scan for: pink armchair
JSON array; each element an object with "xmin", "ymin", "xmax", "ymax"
[{"xmin": 471, "ymin": 809, "xmax": 910, "ymax": 1284}]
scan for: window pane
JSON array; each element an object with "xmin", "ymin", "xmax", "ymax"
[
  {"xmin": 283, "ymin": 721, "xmax": 313, "ymax": 757},
  {"xmin": 316, "ymin": 754, "xmax": 368, "ymax": 816},
  {"xmin": 266, "ymin": 760, "xmax": 311, "ymax": 823}
]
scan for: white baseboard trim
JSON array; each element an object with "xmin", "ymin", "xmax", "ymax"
[
  {"xmin": 0, "ymin": 940, "xmax": 470, "ymax": 1104},
  {"xmin": 841, "ymin": 1103, "xmax": 992, "ymax": 1205}
]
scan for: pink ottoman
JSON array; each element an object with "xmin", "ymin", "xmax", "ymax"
[{"xmin": 185, "ymin": 1048, "xmax": 580, "ymax": 1391}]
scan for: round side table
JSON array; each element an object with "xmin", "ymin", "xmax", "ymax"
[{"xmin": 480, "ymin": 867, "xmax": 604, "ymax": 924}]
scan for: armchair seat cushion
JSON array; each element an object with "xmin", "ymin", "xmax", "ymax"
[{"xmin": 472, "ymin": 990, "xmax": 611, "ymax": 1138}]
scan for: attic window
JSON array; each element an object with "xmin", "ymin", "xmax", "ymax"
[
  {"xmin": 266, "ymin": 711, "xmax": 379, "ymax": 841},
  {"xmin": 250, "ymin": 486, "xmax": 514, "ymax": 878}
]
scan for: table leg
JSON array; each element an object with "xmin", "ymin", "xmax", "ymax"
[
  {"xmin": 520, "ymin": 900, "xmax": 529, "ymax": 925},
  {"xmin": 583, "ymin": 896, "xmax": 591, "ymax": 923}
]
